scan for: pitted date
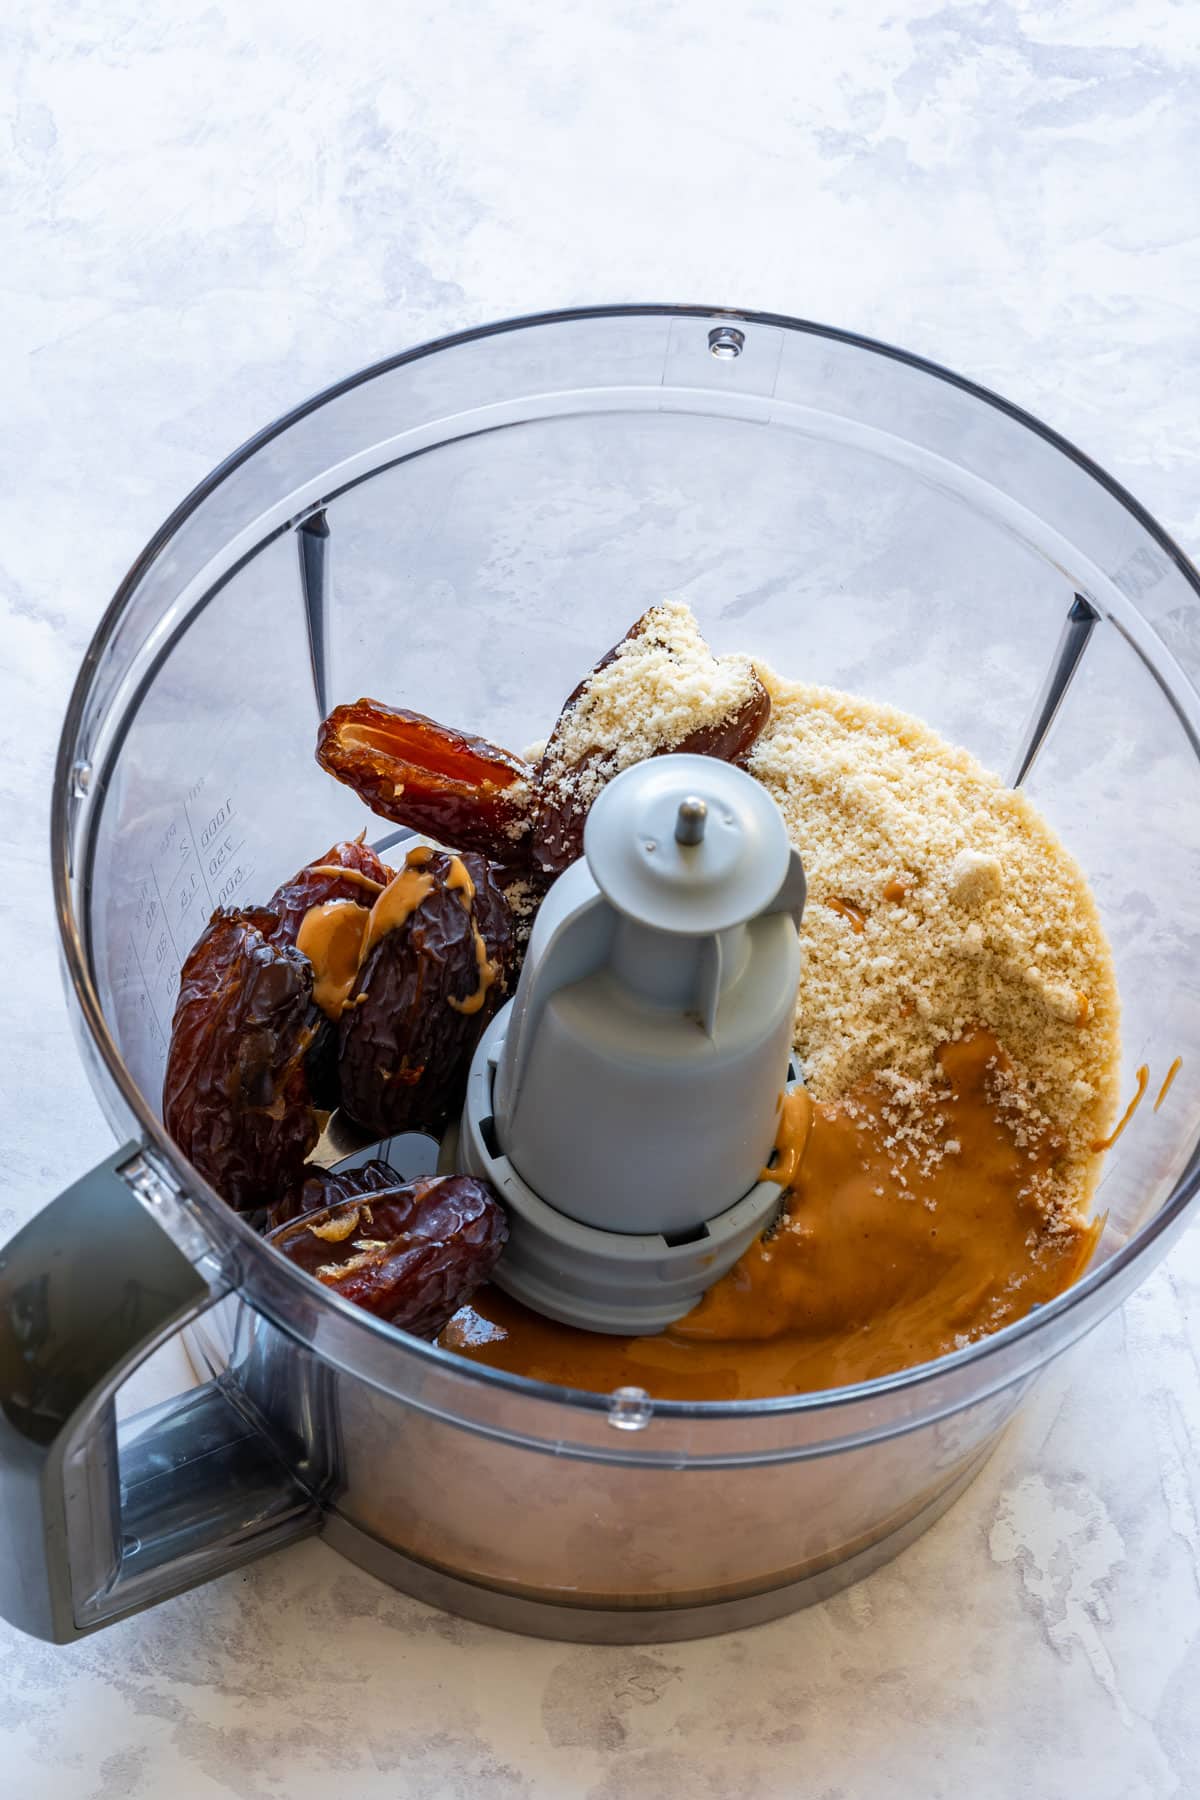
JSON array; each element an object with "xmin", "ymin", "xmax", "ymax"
[
  {"xmin": 338, "ymin": 850, "xmax": 513, "ymax": 1135},
  {"xmin": 269, "ymin": 1173, "xmax": 507, "ymax": 1338},
  {"xmin": 267, "ymin": 1157, "xmax": 401, "ymax": 1232},
  {"xmin": 316, "ymin": 700, "xmax": 533, "ymax": 861},
  {"xmin": 163, "ymin": 908, "xmax": 319, "ymax": 1210},
  {"xmin": 531, "ymin": 611, "xmax": 771, "ymax": 875},
  {"xmin": 267, "ymin": 838, "xmax": 392, "ymax": 944}
]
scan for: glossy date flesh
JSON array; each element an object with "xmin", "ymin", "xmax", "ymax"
[{"xmin": 317, "ymin": 702, "xmax": 533, "ymax": 860}]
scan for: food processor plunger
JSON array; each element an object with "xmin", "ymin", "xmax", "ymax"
[{"xmin": 459, "ymin": 753, "xmax": 807, "ymax": 1332}]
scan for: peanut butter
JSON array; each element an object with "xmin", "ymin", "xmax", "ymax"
[
  {"xmin": 447, "ymin": 920, "xmax": 499, "ymax": 1016},
  {"xmin": 1154, "ymin": 1057, "xmax": 1182, "ymax": 1112},
  {"xmin": 760, "ymin": 1087, "xmax": 813, "ymax": 1187},
  {"xmin": 296, "ymin": 901, "xmax": 370, "ymax": 1018},
  {"xmin": 364, "ymin": 860, "xmax": 436, "ymax": 955},
  {"xmin": 445, "ymin": 856, "xmax": 476, "ymax": 905},
  {"xmin": 305, "ymin": 863, "xmax": 386, "ymax": 895},
  {"xmin": 827, "ymin": 896, "xmax": 867, "ymax": 934},
  {"xmin": 443, "ymin": 1029, "xmax": 1100, "ymax": 1400},
  {"xmin": 1091, "ymin": 1064, "xmax": 1149, "ymax": 1152}
]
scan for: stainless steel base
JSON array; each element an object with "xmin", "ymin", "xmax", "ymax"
[
  {"xmin": 183, "ymin": 1309, "xmax": 1003, "ymax": 1644},
  {"xmin": 319, "ymin": 1447, "xmax": 993, "ymax": 1643}
]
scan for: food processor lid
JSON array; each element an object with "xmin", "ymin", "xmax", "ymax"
[{"xmin": 583, "ymin": 753, "xmax": 795, "ymax": 936}]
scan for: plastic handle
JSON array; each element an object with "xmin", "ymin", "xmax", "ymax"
[{"xmin": 0, "ymin": 1143, "xmax": 319, "ymax": 1642}]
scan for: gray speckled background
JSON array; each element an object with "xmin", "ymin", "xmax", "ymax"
[{"xmin": 4, "ymin": 4, "xmax": 1200, "ymax": 1795}]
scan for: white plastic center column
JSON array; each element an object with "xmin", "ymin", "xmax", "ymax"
[{"xmin": 459, "ymin": 753, "xmax": 806, "ymax": 1332}]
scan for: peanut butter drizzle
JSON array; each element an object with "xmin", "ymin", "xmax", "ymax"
[
  {"xmin": 364, "ymin": 861, "xmax": 436, "ymax": 956},
  {"xmin": 1090, "ymin": 1064, "xmax": 1149, "ymax": 1152},
  {"xmin": 424, "ymin": 851, "xmax": 496, "ymax": 1016},
  {"xmin": 305, "ymin": 864, "xmax": 385, "ymax": 895},
  {"xmin": 296, "ymin": 900, "xmax": 371, "ymax": 1018},
  {"xmin": 443, "ymin": 1029, "xmax": 1100, "ymax": 1400},
  {"xmin": 445, "ymin": 855, "xmax": 476, "ymax": 905},
  {"xmin": 761, "ymin": 1088, "xmax": 813, "ymax": 1186},
  {"xmin": 1154, "ymin": 1057, "xmax": 1182, "ymax": 1112},
  {"xmin": 828, "ymin": 896, "xmax": 867, "ymax": 934},
  {"xmin": 448, "ymin": 922, "xmax": 499, "ymax": 1016}
]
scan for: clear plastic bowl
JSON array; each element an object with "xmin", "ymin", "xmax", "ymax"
[{"xmin": 15, "ymin": 306, "xmax": 1200, "ymax": 1643}]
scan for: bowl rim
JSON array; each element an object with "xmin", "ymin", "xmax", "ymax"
[{"xmin": 51, "ymin": 302, "xmax": 1200, "ymax": 1429}]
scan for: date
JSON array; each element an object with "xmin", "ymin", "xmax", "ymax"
[
  {"xmin": 268, "ymin": 1173, "xmax": 507, "ymax": 1337},
  {"xmin": 531, "ymin": 608, "xmax": 772, "ymax": 875},
  {"xmin": 316, "ymin": 701, "xmax": 533, "ymax": 862},
  {"xmin": 338, "ymin": 849, "xmax": 514, "ymax": 1135},
  {"xmin": 163, "ymin": 908, "xmax": 319, "ymax": 1211},
  {"xmin": 266, "ymin": 841, "xmax": 390, "ymax": 1112},
  {"xmin": 267, "ymin": 1157, "xmax": 401, "ymax": 1231},
  {"xmin": 267, "ymin": 837, "xmax": 392, "ymax": 944}
]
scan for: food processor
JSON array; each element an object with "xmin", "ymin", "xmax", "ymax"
[{"xmin": 3, "ymin": 305, "xmax": 1199, "ymax": 1645}]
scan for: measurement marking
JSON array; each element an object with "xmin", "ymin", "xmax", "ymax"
[
  {"xmin": 161, "ymin": 828, "xmax": 197, "ymax": 904},
  {"xmin": 162, "ymin": 861, "xmax": 186, "ymax": 904},
  {"xmin": 126, "ymin": 929, "xmax": 168, "ymax": 1055},
  {"xmin": 152, "ymin": 863, "xmax": 184, "ymax": 977},
  {"xmin": 205, "ymin": 832, "xmax": 252, "ymax": 892},
  {"xmin": 214, "ymin": 856, "xmax": 255, "ymax": 908},
  {"xmin": 183, "ymin": 795, "xmax": 216, "ymax": 908}
]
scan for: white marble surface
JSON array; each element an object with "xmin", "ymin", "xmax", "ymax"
[{"xmin": 4, "ymin": 3, "xmax": 1200, "ymax": 1794}]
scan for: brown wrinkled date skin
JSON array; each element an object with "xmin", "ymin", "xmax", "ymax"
[
  {"xmin": 267, "ymin": 837, "xmax": 392, "ymax": 943},
  {"xmin": 338, "ymin": 850, "xmax": 515, "ymax": 1136},
  {"xmin": 266, "ymin": 1157, "xmax": 401, "ymax": 1232},
  {"xmin": 316, "ymin": 701, "xmax": 534, "ymax": 862},
  {"xmin": 163, "ymin": 909, "xmax": 319, "ymax": 1211},
  {"xmin": 269, "ymin": 1174, "xmax": 507, "ymax": 1338},
  {"xmin": 530, "ymin": 616, "xmax": 772, "ymax": 876}
]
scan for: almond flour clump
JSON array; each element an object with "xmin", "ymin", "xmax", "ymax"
[{"xmin": 746, "ymin": 666, "xmax": 1120, "ymax": 1214}]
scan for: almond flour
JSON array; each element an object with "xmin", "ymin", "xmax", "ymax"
[{"xmin": 747, "ymin": 666, "xmax": 1120, "ymax": 1217}]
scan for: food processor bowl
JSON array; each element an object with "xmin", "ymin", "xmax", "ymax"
[{"xmin": 4, "ymin": 307, "xmax": 1199, "ymax": 1644}]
